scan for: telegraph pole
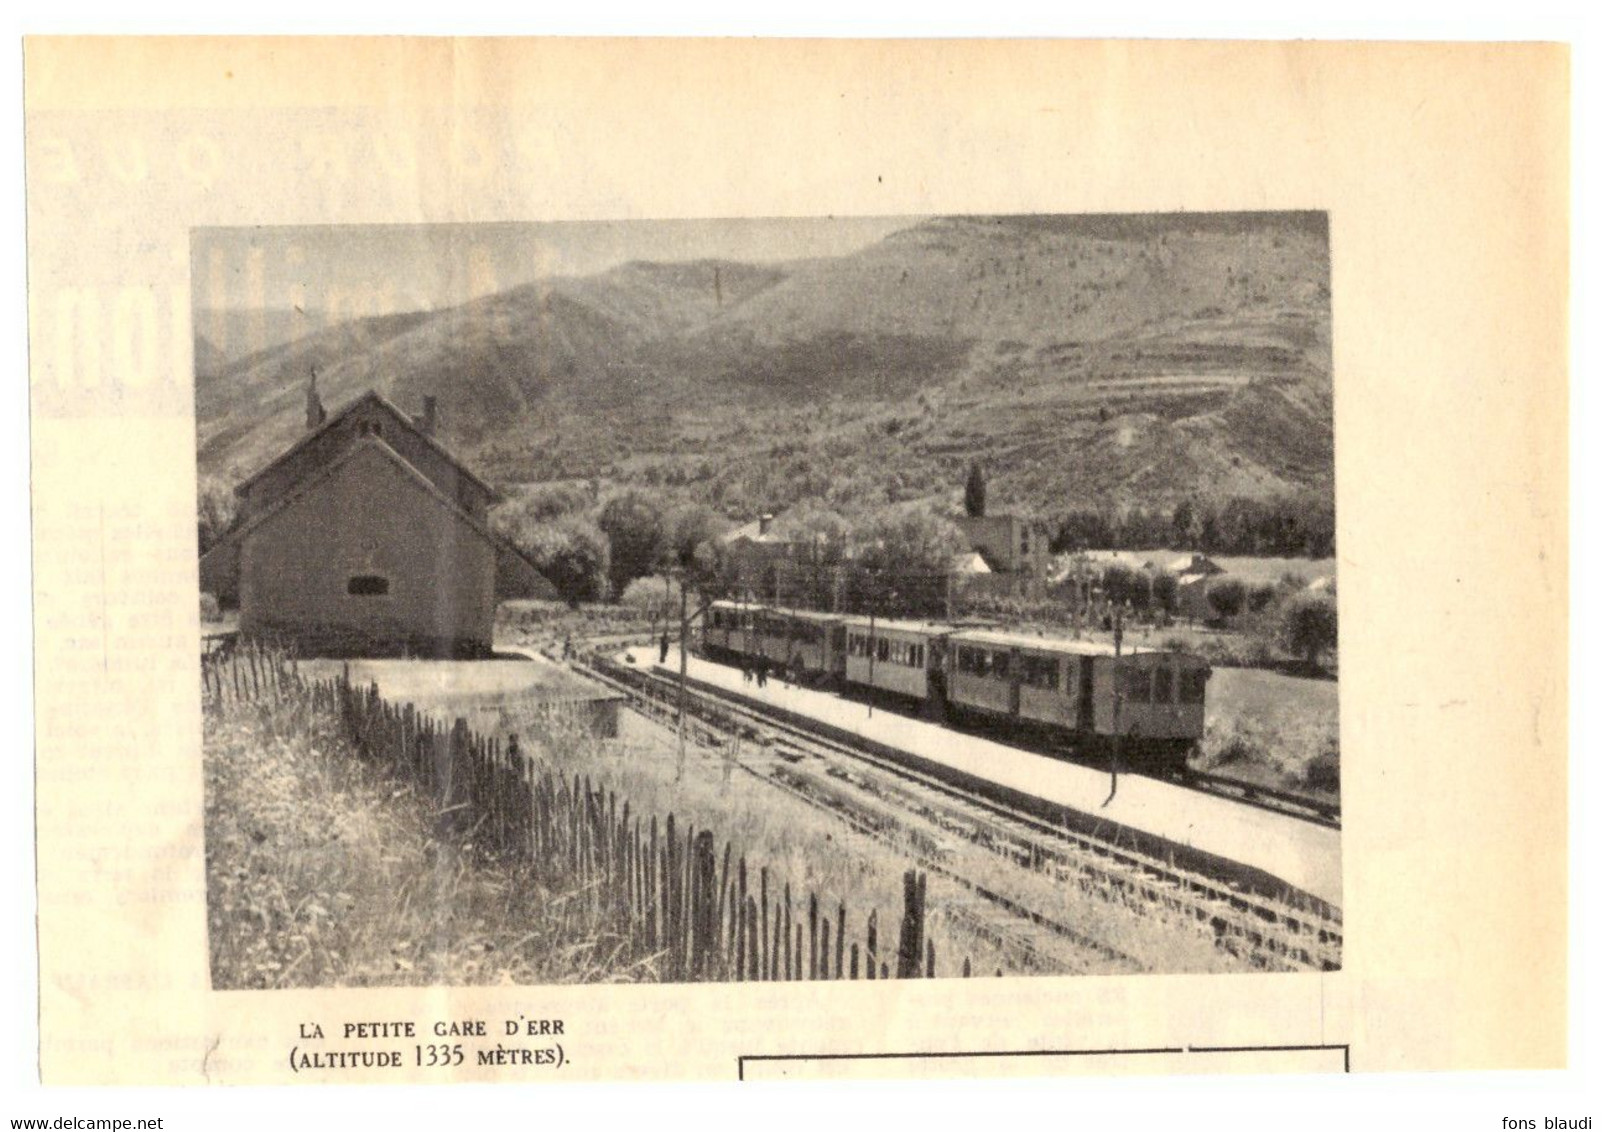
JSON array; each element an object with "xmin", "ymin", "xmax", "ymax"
[
  {"xmin": 865, "ymin": 565, "xmax": 881, "ymax": 718},
  {"xmin": 1104, "ymin": 602, "xmax": 1124, "ymax": 807},
  {"xmin": 677, "ymin": 571, "xmax": 689, "ymax": 782}
]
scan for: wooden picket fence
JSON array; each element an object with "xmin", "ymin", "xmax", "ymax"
[{"xmin": 202, "ymin": 640, "xmax": 967, "ymax": 982}]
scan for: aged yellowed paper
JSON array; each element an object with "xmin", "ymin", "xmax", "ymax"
[{"xmin": 24, "ymin": 37, "xmax": 1566, "ymax": 1083}]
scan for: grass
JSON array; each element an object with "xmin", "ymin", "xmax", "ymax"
[
  {"xmin": 205, "ymin": 694, "xmax": 643, "ymax": 988},
  {"xmin": 463, "ymin": 619, "xmax": 1303, "ymax": 973},
  {"xmin": 1195, "ymin": 667, "xmax": 1340, "ymax": 798},
  {"xmin": 208, "ymin": 618, "xmax": 1326, "ymax": 985}
]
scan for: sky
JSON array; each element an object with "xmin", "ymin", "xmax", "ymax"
[{"xmin": 190, "ymin": 217, "xmax": 917, "ymax": 322}]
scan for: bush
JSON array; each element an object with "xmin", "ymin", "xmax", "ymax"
[
  {"xmin": 197, "ymin": 474, "xmax": 238, "ymax": 557},
  {"xmin": 498, "ymin": 482, "xmax": 593, "ymax": 524},
  {"xmin": 619, "ymin": 576, "xmax": 681, "ymax": 614},
  {"xmin": 1207, "ymin": 578, "xmax": 1247, "ymax": 621},
  {"xmin": 1278, "ymin": 592, "xmax": 1338, "ymax": 670},
  {"xmin": 1299, "ymin": 741, "xmax": 1342, "ymax": 793},
  {"xmin": 509, "ymin": 516, "xmax": 611, "ymax": 606},
  {"xmin": 597, "ymin": 491, "xmax": 667, "ymax": 597},
  {"xmin": 200, "ymin": 592, "xmax": 222, "ymax": 623},
  {"xmin": 1246, "ymin": 583, "xmax": 1278, "ymax": 613}
]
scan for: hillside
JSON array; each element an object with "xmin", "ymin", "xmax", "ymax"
[{"xmin": 195, "ymin": 213, "xmax": 1333, "ymax": 521}]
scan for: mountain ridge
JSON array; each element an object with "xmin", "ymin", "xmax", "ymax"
[{"xmin": 195, "ymin": 213, "xmax": 1333, "ymax": 521}]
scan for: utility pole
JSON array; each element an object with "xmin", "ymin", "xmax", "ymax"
[
  {"xmin": 1105, "ymin": 603, "xmax": 1124, "ymax": 808},
  {"xmin": 677, "ymin": 572, "xmax": 689, "ymax": 782},
  {"xmin": 866, "ymin": 565, "xmax": 882, "ymax": 719}
]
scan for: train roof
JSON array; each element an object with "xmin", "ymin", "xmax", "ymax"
[
  {"xmin": 765, "ymin": 607, "xmax": 845, "ymax": 624},
  {"xmin": 950, "ymin": 627, "xmax": 1204, "ymax": 662},
  {"xmin": 839, "ymin": 615, "xmax": 957, "ymax": 636}
]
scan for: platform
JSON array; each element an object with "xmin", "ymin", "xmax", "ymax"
[{"xmin": 624, "ymin": 646, "xmax": 1342, "ymax": 910}]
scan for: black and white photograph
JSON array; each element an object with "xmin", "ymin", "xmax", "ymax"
[{"xmin": 194, "ymin": 214, "xmax": 1342, "ymax": 989}]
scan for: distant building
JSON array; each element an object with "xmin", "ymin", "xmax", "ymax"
[
  {"xmin": 1167, "ymin": 552, "xmax": 1225, "ymax": 578},
  {"xmin": 1167, "ymin": 554, "xmax": 1227, "ymax": 621},
  {"xmin": 199, "ymin": 386, "xmax": 554, "ymax": 656},
  {"xmin": 948, "ymin": 513, "xmax": 1051, "ymax": 575},
  {"xmin": 949, "ymin": 550, "xmax": 993, "ymax": 576}
]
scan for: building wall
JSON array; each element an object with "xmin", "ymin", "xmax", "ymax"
[
  {"xmin": 950, "ymin": 514, "xmax": 1050, "ymax": 574},
  {"xmin": 239, "ymin": 443, "xmax": 497, "ymax": 654},
  {"xmin": 240, "ymin": 399, "xmax": 493, "ymax": 523}
]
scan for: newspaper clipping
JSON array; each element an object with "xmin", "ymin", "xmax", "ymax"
[{"xmin": 24, "ymin": 37, "xmax": 1567, "ymax": 1085}]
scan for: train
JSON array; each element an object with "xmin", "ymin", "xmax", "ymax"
[{"xmin": 698, "ymin": 600, "xmax": 1211, "ymax": 774}]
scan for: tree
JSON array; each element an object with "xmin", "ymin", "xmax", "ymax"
[
  {"xmin": 664, "ymin": 503, "xmax": 730, "ymax": 572},
  {"xmin": 597, "ymin": 491, "xmax": 667, "ymax": 597},
  {"xmin": 1101, "ymin": 563, "xmax": 1151, "ymax": 610},
  {"xmin": 197, "ymin": 474, "xmax": 238, "ymax": 556},
  {"xmin": 1207, "ymin": 578, "xmax": 1247, "ymax": 622},
  {"xmin": 494, "ymin": 481, "xmax": 592, "ymax": 526},
  {"xmin": 688, "ymin": 537, "xmax": 738, "ymax": 599},
  {"xmin": 964, "ymin": 461, "xmax": 987, "ymax": 518},
  {"xmin": 775, "ymin": 501, "xmax": 852, "ymax": 610},
  {"xmin": 1278, "ymin": 592, "xmax": 1338, "ymax": 670},
  {"xmin": 854, "ymin": 507, "xmax": 967, "ymax": 617},
  {"xmin": 1151, "ymin": 571, "xmax": 1178, "ymax": 613},
  {"xmin": 1171, "ymin": 498, "xmax": 1196, "ymax": 546},
  {"xmin": 857, "ymin": 508, "xmax": 966, "ymax": 575},
  {"xmin": 510, "ymin": 516, "xmax": 610, "ymax": 606}
]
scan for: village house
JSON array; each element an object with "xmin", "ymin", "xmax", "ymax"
[
  {"xmin": 199, "ymin": 383, "xmax": 553, "ymax": 656},
  {"xmin": 1168, "ymin": 552, "xmax": 1227, "ymax": 622},
  {"xmin": 948, "ymin": 513, "xmax": 1052, "ymax": 576}
]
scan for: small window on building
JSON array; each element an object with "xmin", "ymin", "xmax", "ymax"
[{"xmin": 347, "ymin": 575, "xmax": 389, "ymax": 596}]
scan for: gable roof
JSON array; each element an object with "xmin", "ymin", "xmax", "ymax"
[
  {"xmin": 202, "ymin": 434, "xmax": 552, "ymax": 597},
  {"xmin": 232, "ymin": 433, "xmax": 500, "ymax": 551},
  {"xmin": 235, "ymin": 390, "xmax": 498, "ymax": 503},
  {"xmin": 720, "ymin": 516, "xmax": 791, "ymax": 545}
]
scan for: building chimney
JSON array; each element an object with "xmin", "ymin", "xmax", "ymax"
[
  {"xmin": 305, "ymin": 370, "xmax": 326, "ymax": 431},
  {"xmin": 416, "ymin": 395, "xmax": 437, "ymax": 438},
  {"xmin": 758, "ymin": 513, "xmax": 773, "ymax": 537}
]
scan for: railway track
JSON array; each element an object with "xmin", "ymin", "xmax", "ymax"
[
  {"xmin": 1181, "ymin": 770, "xmax": 1340, "ymax": 828},
  {"xmin": 934, "ymin": 705, "xmax": 1340, "ymax": 830},
  {"xmin": 571, "ymin": 647, "xmax": 1342, "ymax": 972}
]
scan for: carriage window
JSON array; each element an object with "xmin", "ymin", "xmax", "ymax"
[
  {"xmin": 1179, "ymin": 669, "xmax": 1208, "ymax": 704},
  {"xmin": 992, "ymin": 652, "xmax": 1011, "ymax": 681},
  {"xmin": 347, "ymin": 575, "xmax": 389, "ymax": 596},
  {"xmin": 1117, "ymin": 666, "xmax": 1152, "ymax": 702},
  {"xmin": 1154, "ymin": 666, "xmax": 1173, "ymax": 703},
  {"xmin": 877, "ymin": 638, "xmax": 890, "ymax": 662},
  {"xmin": 1020, "ymin": 656, "xmax": 1060, "ymax": 688}
]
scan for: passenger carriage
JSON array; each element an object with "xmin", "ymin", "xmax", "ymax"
[
  {"xmin": 753, "ymin": 607, "xmax": 845, "ymax": 682},
  {"xmin": 945, "ymin": 628, "xmax": 1209, "ymax": 771},
  {"xmin": 701, "ymin": 600, "xmax": 759, "ymax": 661},
  {"xmin": 840, "ymin": 616, "xmax": 952, "ymax": 703}
]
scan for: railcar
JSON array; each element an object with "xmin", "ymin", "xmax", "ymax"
[
  {"xmin": 697, "ymin": 602, "xmax": 1210, "ymax": 776},
  {"xmin": 752, "ymin": 607, "xmax": 846, "ymax": 682},
  {"xmin": 946, "ymin": 628, "xmax": 1209, "ymax": 771},
  {"xmin": 840, "ymin": 616, "xmax": 952, "ymax": 704},
  {"xmin": 701, "ymin": 600, "xmax": 759, "ymax": 662},
  {"xmin": 701, "ymin": 602, "xmax": 847, "ymax": 683}
]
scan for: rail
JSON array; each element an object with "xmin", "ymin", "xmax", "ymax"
[{"xmin": 579, "ymin": 648, "xmax": 1342, "ymax": 972}]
